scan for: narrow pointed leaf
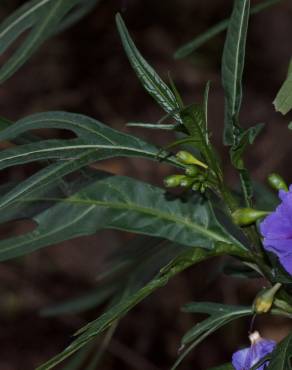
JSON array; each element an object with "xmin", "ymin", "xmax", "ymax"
[
  {"xmin": 174, "ymin": 0, "xmax": 282, "ymax": 59},
  {"xmin": 116, "ymin": 13, "xmax": 182, "ymax": 123},
  {"xmin": 37, "ymin": 245, "xmax": 242, "ymax": 370},
  {"xmin": 0, "ymin": 112, "xmax": 179, "ymax": 171},
  {"xmin": 0, "ymin": 176, "xmax": 246, "ymax": 261},
  {"xmin": 0, "ymin": 0, "xmax": 99, "ymax": 82},
  {"xmin": 222, "ymin": 0, "xmax": 250, "ymax": 145}
]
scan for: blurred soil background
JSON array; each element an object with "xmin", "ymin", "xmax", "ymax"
[{"xmin": 0, "ymin": 0, "xmax": 292, "ymax": 369}]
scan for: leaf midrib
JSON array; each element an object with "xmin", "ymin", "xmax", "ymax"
[
  {"xmin": 0, "ymin": 0, "xmax": 53, "ymax": 39},
  {"xmin": 24, "ymin": 195, "xmax": 235, "ymax": 246}
]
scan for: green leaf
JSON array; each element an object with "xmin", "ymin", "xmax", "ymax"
[
  {"xmin": 127, "ymin": 122, "xmax": 179, "ymax": 130},
  {"xmin": 0, "ymin": 0, "xmax": 99, "ymax": 82},
  {"xmin": 208, "ymin": 364, "xmax": 234, "ymax": 370},
  {"xmin": 222, "ymin": 0, "xmax": 250, "ymax": 146},
  {"xmin": 266, "ymin": 334, "xmax": 292, "ymax": 370},
  {"xmin": 116, "ymin": 13, "xmax": 182, "ymax": 123},
  {"xmin": 274, "ymin": 58, "xmax": 292, "ymax": 115},
  {"xmin": 37, "ymin": 245, "xmax": 241, "ymax": 370},
  {"xmin": 174, "ymin": 0, "xmax": 283, "ymax": 59},
  {"xmin": 0, "ymin": 112, "xmax": 179, "ymax": 170},
  {"xmin": 171, "ymin": 302, "xmax": 253, "ymax": 369},
  {"xmin": 180, "ymin": 104, "xmax": 221, "ymax": 175},
  {"xmin": 0, "ymin": 111, "xmax": 181, "ymax": 211},
  {"xmin": 0, "ymin": 176, "xmax": 246, "ymax": 261},
  {"xmin": 230, "ymin": 123, "xmax": 265, "ymax": 169}
]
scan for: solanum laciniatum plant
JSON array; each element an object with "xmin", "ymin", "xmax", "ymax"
[{"xmin": 1, "ymin": 0, "xmax": 292, "ymax": 369}]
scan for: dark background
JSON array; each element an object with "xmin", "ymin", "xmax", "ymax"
[{"xmin": 0, "ymin": 0, "xmax": 292, "ymax": 369}]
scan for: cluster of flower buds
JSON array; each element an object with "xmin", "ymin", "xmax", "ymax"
[{"xmin": 164, "ymin": 151, "xmax": 210, "ymax": 193}]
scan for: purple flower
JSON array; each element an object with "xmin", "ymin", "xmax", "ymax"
[
  {"xmin": 232, "ymin": 331, "xmax": 276, "ymax": 370},
  {"xmin": 260, "ymin": 185, "xmax": 292, "ymax": 275}
]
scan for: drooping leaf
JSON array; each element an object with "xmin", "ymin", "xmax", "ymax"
[
  {"xmin": 274, "ymin": 58, "xmax": 292, "ymax": 115},
  {"xmin": 37, "ymin": 244, "xmax": 243, "ymax": 370},
  {"xmin": 171, "ymin": 302, "xmax": 253, "ymax": 369},
  {"xmin": 0, "ymin": 111, "xmax": 181, "ymax": 210},
  {"xmin": 0, "ymin": 112, "xmax": 180, "ymax": 169},
  {"xmin": 0, "ymin": 176, "xmax": 246, "ymax": 261},
  {"xmin": 116, "ymin": 13, "xmax": 182, "ymax": 123},
  {"xmin": 222, "ymin": 0, "xmax": 250, "ymax": 146},
  {"xmin": 174, "ymin": 0, "xmax": 283, "ymax": 59},
  {"xmin": 0, "ymin": 0, "xmax": 99, "ymax": 82}
]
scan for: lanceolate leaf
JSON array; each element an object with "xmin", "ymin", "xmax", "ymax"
[
  {"xmin": 171, "ymin": 303, "xmax": 253, "ymax": 369},
  {"xmin": 274, "ymin": 58, "xmax": 292, "ymax": 115},
  {"xmin": 0, "ymin": 111, "xmax": 182, "ymax": 211},
  {"xmin": 0, "ymin": 176, "xmax": 246, "ymax": 261},
  {"xmin": 116, "ymin": 13, "xmax": 182, "ymax": 123},
  {"xmin": 174, "ymin": 0, "xmax": 283, "ymax": 59},
  {"xmin": 0, "ymin": 0, "xmax": 99, "ymax": 83},
  {"xmin": 37, "ymin": 245, "xmax": 244, "ymax": 370},
  {"xmin": 222, "ymin": 0, "xmax": 250, "ymax": 146},
  {"xmin": 0, "ymin": 112, "xmax": 180, "ymax": 170}
]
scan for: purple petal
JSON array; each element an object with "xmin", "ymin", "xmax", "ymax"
[
  {"xmin": 260, "ymin": 185, "xmax": 292, "ymax": 275},
  {"xmin": 232, "ymin": 338, "xmax": 276, "ymax": 370}
]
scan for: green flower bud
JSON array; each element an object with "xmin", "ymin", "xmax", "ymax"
[
  {"xmin": 268, "ymin": 173, "xmax": 288, "ymax": 192},
  {"xmin": 176, "ymin": 151, "xmax": 208, "ymax": 169},
  {"xmin": 232, "ymin": 208, "xmax": 269, "ymax": 226},
  {"xmin": 192, "ymin": 182, "xmax": 201, "ymax": 191},
  {"xmin": 185, "ymin": 165, "xmax": 199, "ymax": 177},
  {"xmin": 254, "ymin": 283, "xmax": 282, "ymax": 314},
  {"xmin": 180, "ymin": 176, "xmax": 194, "ymax": 188},
  {"xmin": 164, "ymin": 175, "xmax": 185, "ymax": 188}
]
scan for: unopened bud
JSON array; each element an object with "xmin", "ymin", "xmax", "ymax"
[
  {"xmin": 254, "ymin": 283, "xmax": 282, "ymax": 314},
  {"xmin": 185, "ymin": 165, "xmax": 199, "ymax": 177},
  {"xmin": 176, "ymin": 151, "xmax": 208, "ymax": 169},
  {"xmin": 180, "ymin": 176, "xmax": 194, "ymax": 188},
  {"xmin": 268, "ymin": 173, "xmax": 288, "ymax": 192},
  {"xmin": 232, "ymin": 208, "xmax": 269, "ymax": 226},
  {"xmin": 164, "ymin": 175, "xmax": 185, "ymax": 188},
  {"xmin": 192, "ymin": 183, "xmax": 201, "ymax": 191}
]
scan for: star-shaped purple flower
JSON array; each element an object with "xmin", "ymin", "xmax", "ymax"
[
  {"xmin": 260, "ymin": 185, "xmax": 292, "ymax": 275},
  {"xmin": 232, "ymin": 331, "xmax": 276, "ymax": 370}
]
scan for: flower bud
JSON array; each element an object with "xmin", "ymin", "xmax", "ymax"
[
  {"xmin": 185, "ymin": 165, "xmax": 199, "ymax": 177},
  {"xmin": 192, "ymin": 182, "xmax": 201, "ymax": 191},
  {"xmin": 164, "ymin": 175, "xmax": 185, "ymax": 188},
  {"xmin": 268, "ymin": 173, "xmax": 288, "ymax": 192},
  {"xmin": 232, "ymin": 208, "xmax": 269, "ymax": 226},
  {"xmin": 254, "ymin": 283, "xmax": 281, "ymax": 314},
  {"xmin": 180, "ymin": 176, "xmax": 194, "ymax": 188},
  {"xmin": 176, "ymin": 151, "xmax": 208, "ymax": 169}
]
